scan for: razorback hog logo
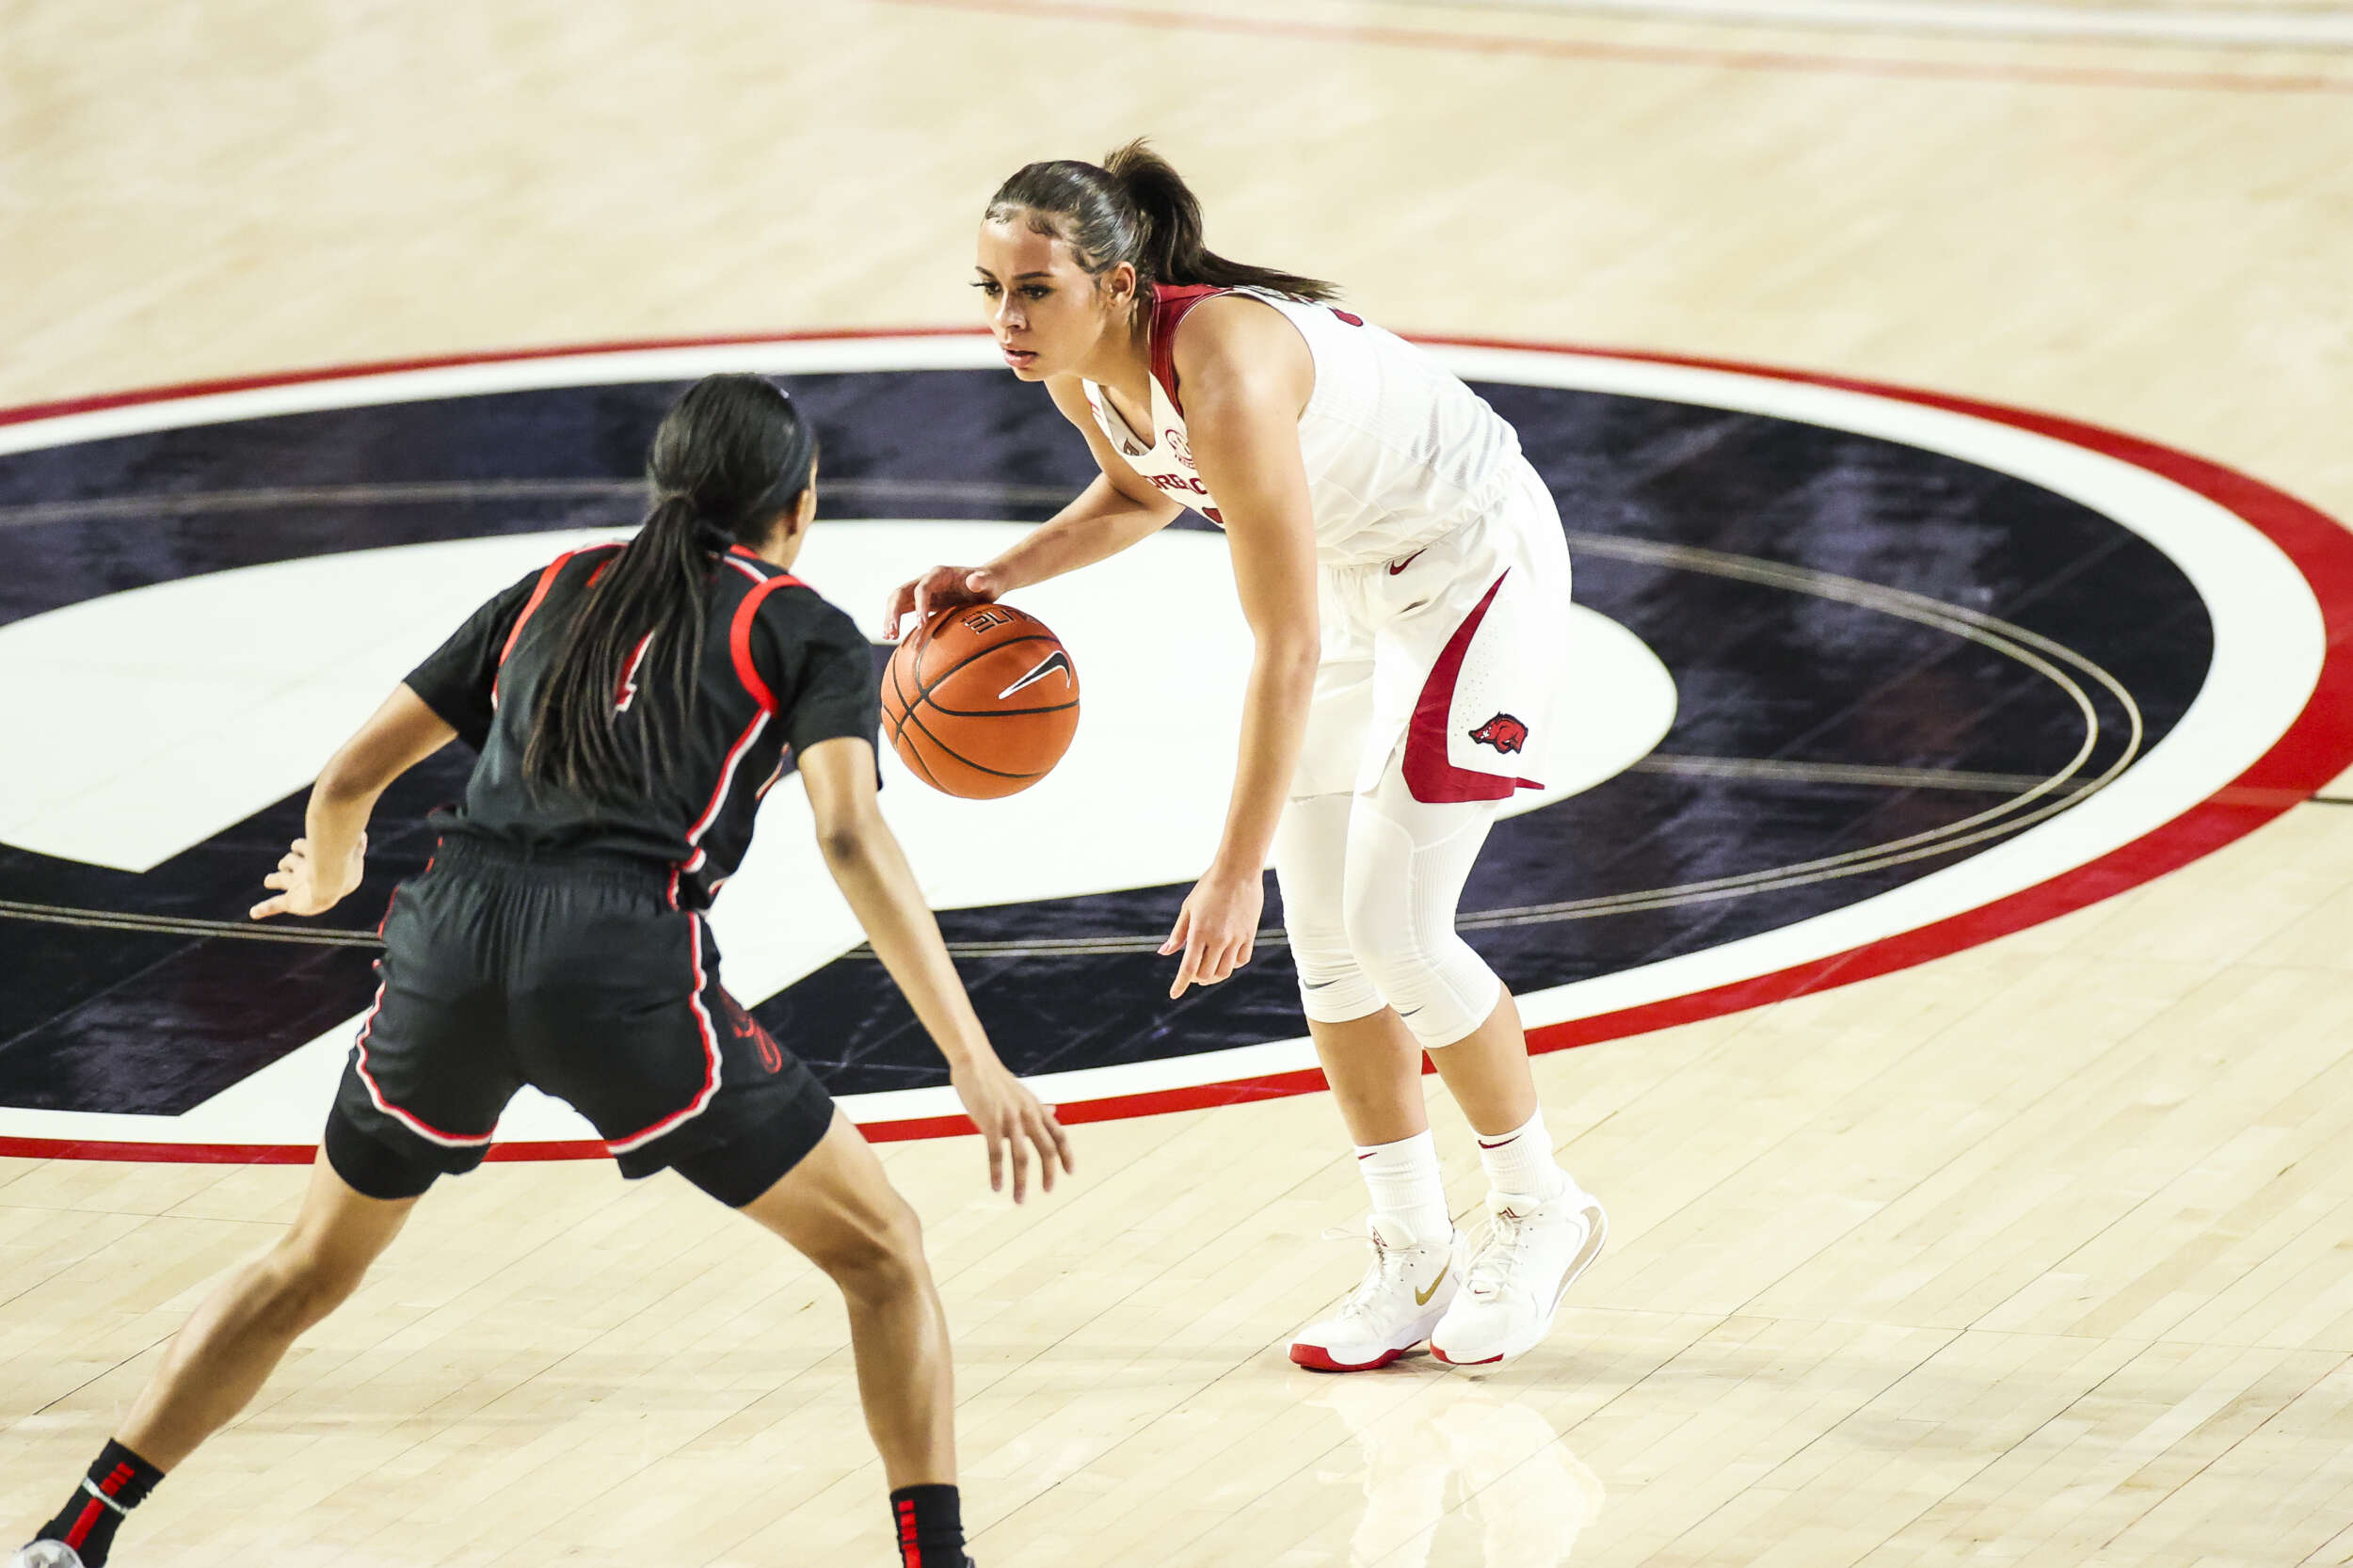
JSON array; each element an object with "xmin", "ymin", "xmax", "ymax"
[{"xmin": 1469, "ymin": 712, "xmax": 1530, "ymax": 754}]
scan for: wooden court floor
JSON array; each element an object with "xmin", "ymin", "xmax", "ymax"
[{"xmin": 5, "ymin": 1, "xmax": 2353, "ymax": 1563}]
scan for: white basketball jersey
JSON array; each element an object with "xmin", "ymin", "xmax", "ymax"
[{"xmin": 1080, "ymin": 286, "xmax": 1527, "ymax": 568}]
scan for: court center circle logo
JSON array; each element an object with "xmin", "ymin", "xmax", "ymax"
[{"xmin": 0, "ymin": 334, "xmax": 2345, "ymax": 1160}]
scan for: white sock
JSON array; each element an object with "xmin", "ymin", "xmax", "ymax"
[
  {"xmin": 1477, "ymin": 1108, "xmax": 1568, "ymax": 1200},
  {"xmin": 1355, "ymin": 1129, "xmax": 1450, "ymax": 1245}
]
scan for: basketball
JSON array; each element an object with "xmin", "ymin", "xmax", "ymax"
[{"xmin": 883, "ymin": 602, "xmax": 1080, "ymax": 798}]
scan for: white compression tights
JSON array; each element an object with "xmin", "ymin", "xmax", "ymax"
[{"xmin": 1272, "ymin": 771, "xmax": 1505, "ymax": 1049}]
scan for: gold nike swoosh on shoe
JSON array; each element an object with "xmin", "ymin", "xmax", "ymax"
[{"xmin": 1416, "ymin": 1262, "xmax": 1449, "ymax": 1306}]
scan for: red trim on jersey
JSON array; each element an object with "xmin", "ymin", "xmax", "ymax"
[
  {"xmin": 492, "ymin": 542, "xmax": 625, "ymax": 707},
  {"xmin": 662, "ymin": 557, "xmax": 806, "ymax": 904},
  {"xmin": 1148, "ymin": 284, "xmax": 1233, "ymax": 418},
  {"xmin": 1401, "ymin": 570, "xmax": 1544, "ymax": 804},
  {"xmin": 603, "ymin": 914, "xmax": 723, "ymax": 1154},
  {"xmin": 724, "ymin": 559, "xmax": 808, "ymax": 712},
  {"xmin": 615, "ymin": 632, "xmax": 652, "ymax": 712}
]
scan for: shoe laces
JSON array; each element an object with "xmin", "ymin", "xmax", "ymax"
[
  {"xmin": 1465, "ymin": 1203, "xmax": 1535, "ymax": 1300},
  {"xmin": 1337, "ymin": 1230, "xmax": 1405, "ymax": 1320}
]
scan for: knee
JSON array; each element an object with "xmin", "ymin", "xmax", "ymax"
[
  {"xmin": 810, "ymin": 1193, "xmax": 928, "ymax": 1304},
  {"xmin": 1341, "ymin": 893, "xmax": 1427, "ymax": 988},
  {"xmin": 253, "ymin": 1240, "xmax": 369, "ymax": 1333}
]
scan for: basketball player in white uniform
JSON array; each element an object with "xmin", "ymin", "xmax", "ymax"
[{"xmin": 885, "ymin": 142, "xmax": 1606, "ymax": 1370}]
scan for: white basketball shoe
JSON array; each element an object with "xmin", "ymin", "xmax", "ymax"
[
  {"xmin": 1429, "ymin": 1187, "xmax": 1607, "ymax": 1368},
  {"xmin": 11, "ymin": 1544, "xmax": 85, "ymax": 1568},
  {"xmin": 1289, "ymin": 1220, "xmax": 1464, "ymax": 1372}
]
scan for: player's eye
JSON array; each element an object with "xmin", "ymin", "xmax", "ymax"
[
  {"xmin": 1021, "ymin": 286, "xmax": 1050, "ymax": 300},
  {"xmin": 972, "ymin": 280, "xmax": 1000, "ymax": 296}
]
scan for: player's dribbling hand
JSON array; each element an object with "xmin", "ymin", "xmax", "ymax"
[
  {"xmin": 250, "ymin": 833, "xmax": 366, "ymax": 920},
  {"xmin": 883, "ymin": 565, "xmax": 1000, "ymax": 642},
  {"xmin": 1160, "ymin": 867, "xmax": 1265, "ymax": 1000},
  {"xmin": 951, "ymin": 1053, "xmax": 1074, "ymax": 1203}
]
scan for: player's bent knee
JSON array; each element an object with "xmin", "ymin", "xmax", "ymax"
[
  {"xmin": 1289, "ymin": 928, "xmax": 1386, "ymax": 1022},
  {"xmin": 1345, "ymin": 920, "xmax": 1502, "ymax": 1050},
  {"xmin": 252, "ymin": 1242, "xmax": 369, "ymax": 1334},
  {"xmin": 816, "ymin": 1194, "xmax": 927, "ymax": 1302}
]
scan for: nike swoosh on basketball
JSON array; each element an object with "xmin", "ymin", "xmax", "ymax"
[
  {"xmin": 1387, "ymin": 550, "xmax": 1427, "ymax": 576},
  {"xmin": 997, "ymin": 648, "xmax": 1074, "ymax": 699},
  {"xmin": 1415, "ymin": 1261, "xmax": 1449, "ymax": 1306}
]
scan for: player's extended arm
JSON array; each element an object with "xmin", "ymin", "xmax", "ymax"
[
  {"xmin": 798, "ymin": 735, "xmax": 1073, "ymax": 1199},
  {"xmin": 881, "ymin": 378, "xmax": 1183, "ymax": 639},
  {"xmin": 251, "ymin": 685, "xmax": 459, "ymax": 920},
  {"xmin": 1155, "ymin": 301, "xmax": 1322, "ymax": 1000}
]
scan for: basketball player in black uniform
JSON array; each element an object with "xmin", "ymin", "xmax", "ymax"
[{"xmin": 11, "ymin": 375, "xmax": 1066, "ymax": 1568}]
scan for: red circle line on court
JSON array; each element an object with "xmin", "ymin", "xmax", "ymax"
[
  {"xmin": 0, "ymin": 328, "xmax": 2347, "ymax": 1167},
  {"xmin": 884, "ymin": 0, "xmax": 2353, "ymax": 97}
]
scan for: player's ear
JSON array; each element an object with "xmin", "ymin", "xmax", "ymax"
[{"xmin": 1102, "ymin": 262, "xmax": 1137, "ymax": 314}]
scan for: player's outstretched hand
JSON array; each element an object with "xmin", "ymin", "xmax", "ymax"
[
  {"xmin": 1160, "ymin": 868, "xmax": 1265, "ymax": 1000},
  {"xmin": 883, "ymin": 565, "xmax": 1000, "ymax": 642},
  {"xmin": 251, "ymin": 833, "xmax": 367, "ymax": 920},
  {"xmin": 951, "ymin": 1053, "xmax": 1073, "ymax": 1203}
]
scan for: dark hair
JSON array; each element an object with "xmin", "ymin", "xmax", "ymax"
[
  {"xmin": 985, "ymin": 138, "xmax": 1337, "ymax": 306},
  {"xmin": 522, "ymin": 374, "xmax": 817, "ymax": 801}
]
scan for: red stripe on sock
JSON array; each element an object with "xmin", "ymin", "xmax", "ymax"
[
  {"xmin": 898, "ymin": 1497, "xmax": 920, "ymax": 1567},
  {"xmin": 101, "ymin": 1462, "xmax": 135, "ymax": 1494},
  {"xmin": 61, "ymin": 1498, "xmax": 104, "ymax": 1550}
]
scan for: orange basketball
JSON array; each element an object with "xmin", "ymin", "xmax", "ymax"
[{"xmin": 882, "ymin": 602, "xmax": 1080, "ymax": 798}]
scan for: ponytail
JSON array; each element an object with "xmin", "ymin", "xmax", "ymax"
[
  {"xmin": 1103, "ymin": 139, "xmax": 1337, "ymax": 302},
  {"xmin": 985, "ymin": 138, "xmax": 1337, "ymax": 305},
  {"xmin": 521, "ymin": 375, "xmax": 816, "ymax": 802}
]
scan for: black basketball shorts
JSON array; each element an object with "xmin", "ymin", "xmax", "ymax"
[{"xmin": 325, "ymin": 835, "xmax": 835, "ymax": 1208}]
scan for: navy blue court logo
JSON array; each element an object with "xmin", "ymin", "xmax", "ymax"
[{"xmin": 0, "ymin": 335, "xmax": 2346, "ymax": 1160}]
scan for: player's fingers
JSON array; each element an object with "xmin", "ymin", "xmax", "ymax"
[
  {"xmin": 262, "ymin": 869, "xmax": 293, "ymax": 890},
  {"xmin": 1047, "ymin": 1110, "xmax": 1076, "ymax": 1172},
  {"xmin": 967, "ymin": 569, "xmax": 996, "ymax": 598},
  {"xmin": 1007, "ymin": 1126, "xmax": 1031, "ymax": 1203},
  {"xmin": 985, "ymin": 1123, "xmax": 1004, "ymax": 1192},
  {"xmin": 248, "ymin": 895, "xmax": 287, "ymax": 920},
  {"xmin": 289, "ymin": 838, "xmax": 310, "ymax": 855},
  {"xmin": 1170, "ymin": 934, "xmax": 1207, "ymax": 1000},
  {"xmin": 1206, "ymin": 938, "xmax": 1242, "ymax": 986},
  {"xmin": 1026, "ymin": 1115, "xmax": 1062, "ymax": 1192},
  {"xmin": 1158, "ymin": 907, "xmax": 1191, "ymax": 958}
]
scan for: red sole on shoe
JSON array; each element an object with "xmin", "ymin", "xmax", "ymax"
[
  {"xmin": 1429, "ymin": 1346, "xmax": 1504, "ymax": 1367},
  {"xmin": 1289, "ymin": 1342, "xmax": 1405, "ymax": 1373}
]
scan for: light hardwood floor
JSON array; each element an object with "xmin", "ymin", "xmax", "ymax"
[{"xmin": 4, "ymin": 1, "xmax": 2351, "ymax": 1562}]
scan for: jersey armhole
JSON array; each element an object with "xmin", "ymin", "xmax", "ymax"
[
  {"xmin": 1148, "ymin": 283, "xmax": 1234, "ymax": 418},
  {"xmin": 489, "ymin": 542, "xmax": 625, "ymax": 706},
  {"xmin": 727, "ymin": 571, "xmax": 808, "ymax": 712}
]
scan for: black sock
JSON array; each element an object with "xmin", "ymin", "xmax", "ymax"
[
  {"xmin": 32, "ymin": 1440, "xmax": 163, "ymax": 1566},
  {"xmin": 888, "ymin": 1483, "xmax": 964, "ymax": 1567}
]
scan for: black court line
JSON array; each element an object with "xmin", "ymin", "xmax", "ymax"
[
  {"xmin": 0, "ymin": 757, "xmax": 2105, "ymax": 950},
  {"xmin": 0, "ymin": 477, "xmax": 1078, "ymax": 531}
]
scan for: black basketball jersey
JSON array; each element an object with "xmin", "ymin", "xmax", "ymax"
[{"xmin": 405, "ymin": 542, "xmax": 879, "ymax": 910}]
